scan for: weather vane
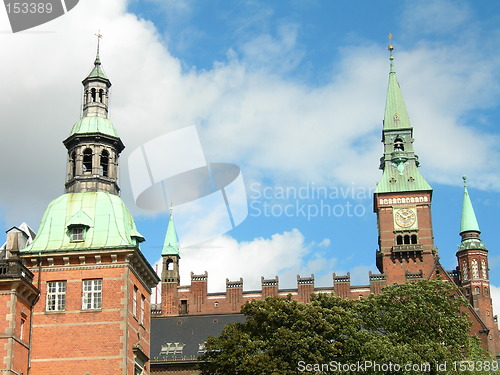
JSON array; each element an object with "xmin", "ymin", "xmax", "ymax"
[{"xmin": 95, "ymin": 30, "xmax": 103, "ymax": 54}]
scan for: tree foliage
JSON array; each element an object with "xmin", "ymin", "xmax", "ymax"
[{"xmin": 199, "ymin": 280, "xmax": 496, "ymax": 375}]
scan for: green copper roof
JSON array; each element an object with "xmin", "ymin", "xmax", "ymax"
[
  {"xmin": 87, "ymin": 54, "xmax": 109, "ymax": 81},
  {"xmin": 460, "ymin": 176, "xmax": 480, "ymax": 234},
  {"xmin": 162, "ymin": 212, "xmax": 179, "ymax": 256},
  {"xmin": 375, "ymin": 162, "xmax": 432, "ymax": 194},
  {"xmin": 21, "ymin": 192, "xmax": 144, "ymax": 253},
  {"xmin": 69, "ymin": 116, "xmax": 119, "ymax": 138},
  {"xmin": 383, "ymin": 56, "xmax": 411, "ymax": 130}
]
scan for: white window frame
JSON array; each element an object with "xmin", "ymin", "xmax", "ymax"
[
  {"xmin": 133, "ymin": 286, "xmax": 138, "ymax": 317},
  {"xmin": 140, "ymin": 294, "xmax": 145, "ymax": 324},
  {"xmin": 82, "ymin": 279, "xmax": 102, "ymax": 310},
  {"xmin": 46, "ymin": 281, "xmax": 66, "ymax": 311},
  {"xmin": 70, "ymin": 226, "xmax": 85, "ymax": 242}
]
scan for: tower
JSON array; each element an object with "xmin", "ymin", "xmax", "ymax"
[
  {"xmin": 456, "ymin": 176, "xmax": 499, "ymax": 354},
  {"xmin": 19, "ymin": 42, "xmax": 159, "ymax": 375},
  {"xmin": 63, "ymin": 45, "xmax": 123, "ymax": 195},
  {"xmin": 373, "ymin": 44, "xmax": 437, "ymax": 284},
  {"xmin": 161, "ymin": 209, "xmax": 181, "ymax": 315}
]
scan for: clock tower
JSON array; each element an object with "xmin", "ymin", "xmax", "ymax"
[{"xmin": 374, "ymin": 45, "xmax": 437, "ymax": 284}]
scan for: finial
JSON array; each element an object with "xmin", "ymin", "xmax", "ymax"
[
  {"xmin": 169, "ymin": 203, "xmax": 173, "ymax": 217},
  {"xmin": 95, "ymin": 30, "xmax": 103, "ymax": 55},
  {"xmin": 462, "ymin": 175, "xmax": 467, "ymax": 187},
  {"xmin": 387, "ymin": 33, "xmax": 394, "ymax": 57}
]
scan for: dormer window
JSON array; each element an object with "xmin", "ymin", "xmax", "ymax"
[{"xmin": 70, "ymin": 226, "xmax": 85, "ymax": 242}]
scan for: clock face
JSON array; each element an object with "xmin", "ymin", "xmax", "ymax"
[{"xmin": 394, "ymin": 208, "xmax": 417, "ymax": 228}]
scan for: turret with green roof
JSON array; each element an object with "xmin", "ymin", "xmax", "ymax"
[
  {"xmin": 460, "ymin": 176, "xmax": 480, "ymax": 235},
  {"xmin": 374, "ymin": 45, "xmax": 432, "ymax": 195},
  {"xmin": 161, "ymin": 207, "xmax": 181, "ymax": 285},
  {"xmin": 162, "ymin": 208, "xmax": 179, "ymax": 256},
  {"xmin": 458, "ymin": 176, "xmax": 487, "ymax": 252},
  {"xmin": 21, "ymin": 43, "xmax": 144, "ymax": 254}
]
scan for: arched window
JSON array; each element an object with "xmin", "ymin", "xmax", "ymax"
[
  {"xmin": 411, "ymin": 234, "xmax": 417, "ymax": 244},
  {"xmin": 91, "ymin": 88, "xmax": 96, "ymax": 102},
  {"xmin": 70, "ymin": 151, "xmax": 76, "ymax": 177},
  {"xmin": 100, "ymin": 150, "xmax": 109, "ymax": 177},
  {"xmin": 462, "ymin": 261, "xmax": 469, "ymax": 281},
  {"xmin": 481, "ymin": 259, "xmax": 488, "ymax": 279},
  {"xmin": 471, "ymin": 259, "xmax": 479, "ymax": 279},
  {"xmin": 166, "ymin": 259, "xmax": 173, "ymax": 271},
  {"xmin": 394, "ymin": 138, "xmax": 404, "ymax": 151},
  {"xmin": 99, "ymin": 89, "xmax": 104, "ymax": 103},
  {"xmin": 404, "ymin": 235, "xmax": 410, "ymax": 244},
  {"xmin": 83, "ymin": 148, "xmax": 92, "ymax": 173},
  {"xmin": 396, "ymin": 235, "xmax": 403, "ymax": 245}
]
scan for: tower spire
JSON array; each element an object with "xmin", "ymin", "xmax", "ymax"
[
  {"xmin": 162, "ymin": 207, "xmax": 179, "ymax": 256},
  {"xmin": 460, "ymin": 176, "xmax": 480, "ymax": 235},
  {"xmin": 374, "ymin": 37, "xmax": 432, "ymax": 194}
]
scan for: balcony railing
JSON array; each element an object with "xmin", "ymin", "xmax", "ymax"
[{"xmin": 0, "ymin": 259, "xmax": 34, "ymax": 282}]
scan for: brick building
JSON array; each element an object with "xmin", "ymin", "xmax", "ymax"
[
  {"xmin": 0, "ymin": 44, "xmax": 498, "ymax": 375},
  {"xmin": 149, "ymin": 47, "xmax": 500, "ymax": 373},
  {"xmin": 0, "ymin": 49, "xmax": 159, "ymax": 374}
]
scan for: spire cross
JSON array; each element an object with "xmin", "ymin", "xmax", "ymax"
[{"xmin": 462, "ymin": 175, "xmax": 467, "ymax": 187}]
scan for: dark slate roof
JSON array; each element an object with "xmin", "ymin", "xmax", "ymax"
[{"xmin": 151, "ymin": 314, "xmax": 246, "ymax": 361}]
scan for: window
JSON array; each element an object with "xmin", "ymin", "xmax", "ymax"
[
  {"xmin": 160, "ymin": 343, "xmax": 185, "ymax": 356},
  {"xmin": 70, "ymin": 226, "xmax": 85, "ymax": 242},
  {"xmin": 133, "ymin": 286, "xmax": 138, "ymax": 317},
  {"xmin": 396, "ymin": 235, "xmax": 402, "ymax": 245},
  {"xmin": 70, "ymin": 151, "xmax": 76, "ymax": 177},
  {"xmin": 462, "ymin": 261, "xmax": 469, "ymax": 281},
  {"xmin": 47, "ymin": 281, "xmax": 66, "ymax": 311},
  {"xmin": 140, "ymin": 295, "xmax": 145, "ymax": 324},
  {"xmin": 198, "ymin": 342, "xmax": 207, "ymax": 354},
  {"xmin": 471, "ymin": 259, "xmax": 479, "ymax": 279},
  {"xmin": 166, "ymin": 259, "xmax": 173, "ymax": 271},
  {"xmin": 20, "ymin": 318, "xmax": 25, "ymax": 341},
  {"xmin": 100, "ymin": 150, "xmax": 109, "ymax": 177},
  {"xmin": 82, "ymin": 279, "xmax": 102, "ymax": 310},
  {"xmin": 83, "ymin": 148, "xmax": 93, "ymax": 173},
  {"xmin": 481, "ymin": 259, "xmax": 488, "ymax": 279},
  {"xmin": 394, "ymin": 138, "xmax": 404, "ymax": 151},
  {"xmin": 411, "ymin": 234, "xmax": 417, "ymax": 244},
  {"xmin": 134, "ymin": 356, "xmax": 146, "ymax": 375}
]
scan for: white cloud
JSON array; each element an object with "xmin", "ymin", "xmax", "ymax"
[
  {"xmin": 152, "ymin": 229, "xmax": 345, "ymax": 296},
  {"xmin": 2, "ymin": 0, "xmax": 500, "ymax": 230}
]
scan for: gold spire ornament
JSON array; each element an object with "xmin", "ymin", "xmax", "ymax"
[
  {"xmin": 95, "ymin": 30, "xmax": 103, "ymax": 54},
  {"xmin": 387, "ymin": 33, "xmax": 394, "ymax": 55}
]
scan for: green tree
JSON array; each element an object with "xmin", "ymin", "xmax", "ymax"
[{"xmin": 199, "ymin": 280, "xmax": 497, "ymax": 375}]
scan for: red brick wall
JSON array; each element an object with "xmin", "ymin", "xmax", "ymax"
[{"xmin": 0, "ymin": 281, "xmax": 34, "ymax": 375}]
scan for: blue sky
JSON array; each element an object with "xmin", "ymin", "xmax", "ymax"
[{"xmin": 1, "ymin": 0, "xmax": 500, "ymax": 312}]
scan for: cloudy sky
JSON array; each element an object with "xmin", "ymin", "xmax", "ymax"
[{"xmin": 1, "ymin": 0, "xmax": 500, "ymax": 313}]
